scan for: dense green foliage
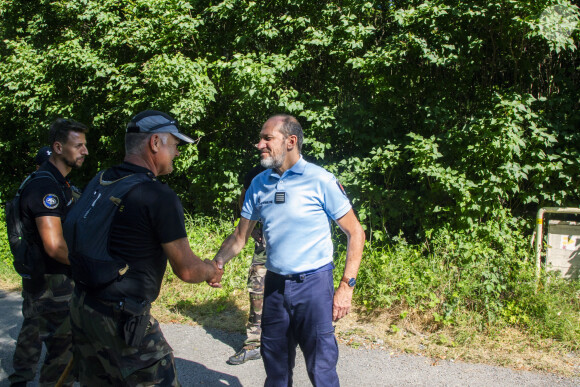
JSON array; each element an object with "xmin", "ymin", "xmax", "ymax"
[
  {"xmin": 1, "ymin": 0, "xmax": 579, "ymax": 346},
  {"xmin": 1, "ymin": 0, "xmax": 578, "ymax": 233}
]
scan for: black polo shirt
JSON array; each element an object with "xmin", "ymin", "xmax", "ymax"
[
  {"xmin": 105, "ymin": 162, "xmax": 187, "ymax": 303},
  {"xmin": 19, "ymin": 160, "xmax": 74, "ymax": 278}
]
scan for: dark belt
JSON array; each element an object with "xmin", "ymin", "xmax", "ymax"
[
  {"xmin": 75, "ymin": 288, "xmax": 124, "ymax": 318},
  {"xmin": 269, "ymin": 262, "xmax": 334, "ymax": 281}
]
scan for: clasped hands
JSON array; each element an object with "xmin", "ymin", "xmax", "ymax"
[{"xmin": 206, "ymin": 258, "xmax": 225, "ymax": 288}]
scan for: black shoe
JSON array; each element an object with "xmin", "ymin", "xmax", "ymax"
[{"xmin": 227, "ymin": 347, "xmax": 261, "ymax": 365}]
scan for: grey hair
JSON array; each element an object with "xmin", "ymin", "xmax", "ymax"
[
  {"xmin": 271, "ymin": 114, "xmax": 303, "ymax": 152},
  {"xmin": 125, "ymin": 132, "xmax": 171, "ymax": 155},
  {"xmin": 125, "ymin": 133, "xmax": 150, "ymax": 155}
]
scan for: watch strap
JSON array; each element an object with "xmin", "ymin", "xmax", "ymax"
[{"xmin": 341, "ymin": 276, "xmax": 356, "ymax": 287}]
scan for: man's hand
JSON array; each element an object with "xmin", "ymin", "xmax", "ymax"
[
  {"xmin": 332, "ymin": 282, "xmax": 354, "ymax": 321},
  {"xmin": 250, "ymin": 228, "xmax": 263, "ymax": 243},
  {"xmin": 206, "ymin": 259, "xmax": 224, "ymax": 288}
]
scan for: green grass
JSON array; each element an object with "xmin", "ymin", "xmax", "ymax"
[{"xmin": 1, "ymin": 213, "xmax": 578, "ymax": 374}]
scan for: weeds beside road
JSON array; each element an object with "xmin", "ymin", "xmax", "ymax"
[
  {"xmin": 1, "ymin": 215, "xmax": 578, "ymax": 377},
  {"xmin": 1, "ymin": 289, "xmax": 578, "ymax": 386}
]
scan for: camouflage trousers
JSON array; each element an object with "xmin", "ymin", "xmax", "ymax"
[
  {"xmin": 244, "ymin": 246, "xmax": 267, "ymax": 348},
  {"xmin": 9, "ymin": 274, "xmax": 74, "ymax": 387},
  {"xmin": 70, "ymin": 290, "xmax": 179, "ymax": 387}
]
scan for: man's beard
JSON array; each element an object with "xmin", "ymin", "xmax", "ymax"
[
  {"xmin": 64, "ymin": 157, "xmax": 84, "ymax": 169},
  {"xmin": 260, "ymin": 151, "xmax": 284, "ymax": 170}
]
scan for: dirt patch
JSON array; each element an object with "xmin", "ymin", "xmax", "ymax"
[{"xmin": 333, "ymin": 308, "xmax": 579, "ymax": 377}]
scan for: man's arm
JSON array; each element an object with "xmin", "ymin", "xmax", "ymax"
[
  {"xmin": 333, "ymin": 209, "xmax": 365, "ymax": 322},
  {"xmin": 239, "ymin": 188, "xmax": 263, "ymax": 243},
  {"xmin": 238, "ymin": 188, "xmax": 246, "ymax": 212},
  {"xmin": 35, "ymin": 216, "xmax": 69, "ymax": 265},
  {"xmin": 213, "ymin": 217, "xmax": 257, "ymax": 268},
  {"xmin": 163, "ymin": 237, "xmax": 223, "ymax": 284}
]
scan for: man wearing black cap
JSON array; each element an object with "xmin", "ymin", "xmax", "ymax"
[
  {"xmin": 69, "ymin": 110, "xmax": 223, "ymax": 386},
  {"xmin": 34, "ymin": 146, "xmax": 52, "ymax": 168},
  {"xmin": 9, "ymin": 119, "xmax": 89, "ymax": 387}
]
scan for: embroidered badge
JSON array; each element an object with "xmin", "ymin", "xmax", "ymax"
[
  {"xmin": 336, "ymin": 181, "xmax": 347, "ymax": 197},
  {"xmin": 43, "ymin": 194, "xmax": 59, "ymax": 209}
]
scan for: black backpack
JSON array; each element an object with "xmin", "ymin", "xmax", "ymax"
[
  {"xmin": 5, "ymin": 171, "xmax": 64, "ymax": 280},
  {"xmin": 63, "ymin": 170, "xmax": 155, "ymax": 292}
]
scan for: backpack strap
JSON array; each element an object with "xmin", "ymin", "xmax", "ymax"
[
  {"xmin": 98, "ymin": 170, "xmax": 157, "ymax": 186},
  {"xmin": 18, "ymin": 170, "xmax": 67, "ymax": 201},
  {"xmin": 68, "ymin": 170, "xmax": 156, "ymax": 295}
]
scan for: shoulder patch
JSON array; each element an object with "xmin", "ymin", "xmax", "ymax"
[
  {"xmin": 336, "ymin": 180, "xmax": 347, "ymax": 197},
  {"xmin": 43, "ymin": 194, "xmax": 60, "ymax": 209}
]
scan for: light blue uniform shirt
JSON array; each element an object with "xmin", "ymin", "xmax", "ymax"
[{"xmin": 241, "ymin": 156, "xmax": 351, "ymax": 275}]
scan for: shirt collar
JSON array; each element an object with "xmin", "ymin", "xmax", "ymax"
[
  {"xmin": 39, "ymin": 160, "xmax": 68, "ymax": 185},
  {"xmin": 103, "ymin": 162, "xmax": 155, "ymax": 181},
  {"xmin": 269, "ymin": 155, "xmax": 307, "ymax": 179},
  {"xmin": 289, "ymin": 155, "xmax": 307, "ymax": 175},
  {"xmin": 119, "ymin": 161, "xmax": 154, "ymax": 175}
]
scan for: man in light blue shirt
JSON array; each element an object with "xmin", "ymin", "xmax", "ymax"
[
  {"xmin": 214, "ymin": 114, "xmax": 365, "ymax": 387},
  {"xmin": 241, "ymin": 155, "xmax": 352, "ymax": 275}
]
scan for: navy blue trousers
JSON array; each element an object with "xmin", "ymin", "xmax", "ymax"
[{"xmin": 261, "ymin": 269, "xmax": 339, "ymax": 387}]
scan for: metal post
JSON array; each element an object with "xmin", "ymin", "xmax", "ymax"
[{"xmin": 535, "ymin": 208, "xmax": 545, "ymax": 283}]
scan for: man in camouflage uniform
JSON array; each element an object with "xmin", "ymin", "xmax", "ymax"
[
  {"xmin": 9, "ymin": 120, "xmax": 89, "ymax": 387},
  {"xmin": 10, "ymin": 276, "xmax": 76, "ymax": 386},
  {"xmin": 70, "ymin": 294, "xmax": 179, "ymax": 385},
  {"xmin": 68, "ymin": 110, "xmax": 223, "ymax": 386},
  {"xmin": 228, "ymin": 165, "xmax": 267, "ymax": 365},
  {"xmin": 8, "ymin": 146, "xmax": 57, "ymax": 384}
]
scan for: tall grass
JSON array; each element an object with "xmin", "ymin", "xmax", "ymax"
[
  {"xmin": 334, "ymin": 217, "xmax": 579, "ymax": 350},
  {"xmin": 0, "ymin": 211, "xmax": 20, "ymax": 289},
  {"xmin": 1, "ymin": 213, "xmax": 578, "ymax": 349}
]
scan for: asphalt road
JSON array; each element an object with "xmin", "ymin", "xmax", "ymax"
[{"xmin": 1, "ymin": 290, "xmax": 578, "ymax": 386}]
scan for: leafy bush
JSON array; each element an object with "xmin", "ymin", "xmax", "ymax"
[
  {"xmin": 1, "ymin": 212, "xmax": 578, "ymax": 348},
  {"xmin": 333, "ymin": 212, "xmax": 579, "ymax": 348},
  {"xmin": 1, "ymin": 0, "xmax": 579, "ymax": 233}
]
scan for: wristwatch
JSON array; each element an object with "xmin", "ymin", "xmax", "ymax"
[{"xmin": 341, "ymin": 276, "xmax": 356, "ymax": 288}]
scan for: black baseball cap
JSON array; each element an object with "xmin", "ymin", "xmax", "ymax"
[
  {"xmin": 35, "ymin": 146, "xmax": 52, "ymax": 165},
  {"xmin": 126, "ymin": 110, "xmax": 194, "ymax": 143}
]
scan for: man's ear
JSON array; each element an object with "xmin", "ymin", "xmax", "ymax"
[
  {"xmin": 286, "ymin": 135, "xmax": 298, "ymax": 151},
  {"xmin": 52, "ymin": 142, "xmax": 63, "ymax": 155},
  {"xmin": 150, "ymin": 134, "xmax": 161, "ymax": 153}
]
